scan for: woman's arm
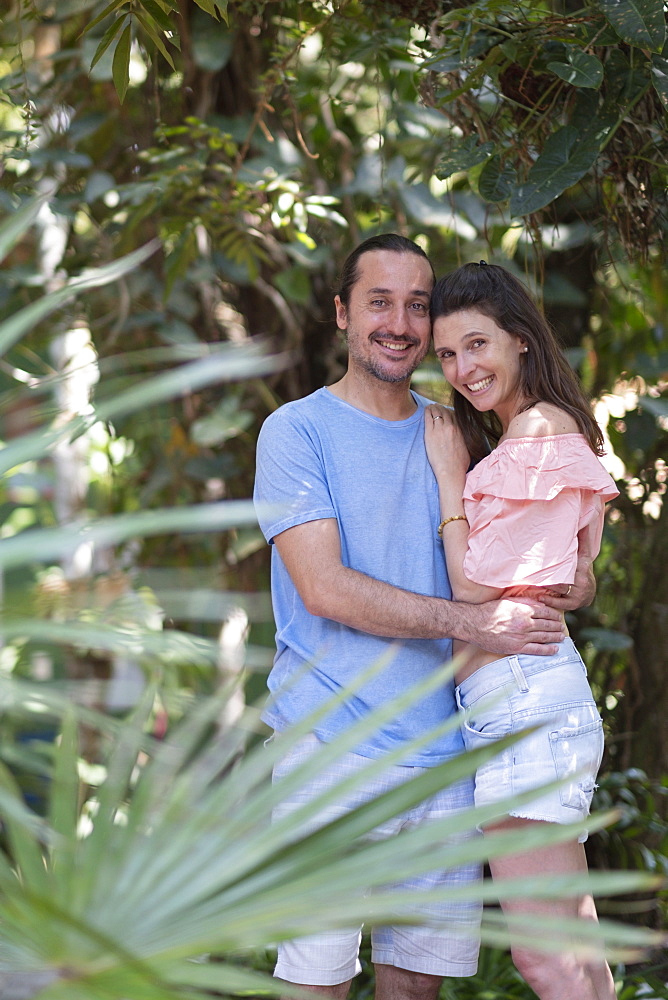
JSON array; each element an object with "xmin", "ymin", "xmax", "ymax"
[{"xmin": 424, "ymin": 405, "xmax": 504, "ymax": 604}]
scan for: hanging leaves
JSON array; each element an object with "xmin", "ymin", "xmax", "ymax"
[
  {"xmin": 598, "ymin": 0, "xmax": 666, "ymax": 53},
  {"xmin": 478, "ymin": 155, "xmax": 516, "ymax": 203},
  {"xmin": 112, "ymin": 22, "xmax": 132, "ymax": 104},
  {"xmin": 651, "ymin": 54, "xmax": 668, "ymax": 110},
  {"xmin": 192, "ymin": 0, "xmax": 228, "ymax": 20},
  {"xmin": 85, "ymin": 1, "xmax": 181, "ymax": 99},
  {"xmin": 547, "ymin": 49, "xmax": 604, "ymax": 89},
  {"xmin": 435, "ymin": 136, "xmax": 494, "ymax": 180},
  {"xmin": 509, "ymin": 126, "xmax": 601, "ymax": 216},
  {"xmin": 417, "ymin": 0, "xmax": 667, "ymax": 254},
  {"xmin": 88, "ymin": 10, "xmax": 130, "ymax": 71}
]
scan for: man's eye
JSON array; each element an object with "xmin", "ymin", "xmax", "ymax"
[
  {"xmin": 411, "ymin": 302, "xmax": 427, "ymax": 312},
  {"xmin": 471, "ymin": 339, "xmax": 486, "ymax": 348},
  {"xmin": 371, "ymin": 299, "xmax": 386, "ymax": 307}
]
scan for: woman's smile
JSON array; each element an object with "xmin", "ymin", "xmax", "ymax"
[{"xmin": 464, "ymin": 374, "xmax": 495, "ymax": 394}]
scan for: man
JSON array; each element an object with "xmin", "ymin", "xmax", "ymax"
[{"xmin": 253, "ymin": 234, "xmax": 589, "ymax": 1000}]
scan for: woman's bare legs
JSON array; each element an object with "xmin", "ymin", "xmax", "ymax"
[
  {"xmin": 487, "ymin": 817, "xmax": 616, "ymax": 1000},
  {"xmin": 578, "ymin": 890, "xmax": 618, "ymax": 998}
]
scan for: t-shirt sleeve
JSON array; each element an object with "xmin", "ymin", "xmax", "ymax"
[
  {"xmin": 253, "ymin": 405, "xmax": 336, "ymax": 544},
  {"xmin": 462, "ymin": 436, "xmax": 619, "ymax": 589}
]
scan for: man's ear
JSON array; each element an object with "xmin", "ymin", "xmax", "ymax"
[{"xmin": 334, "ymin": 295, "xmax": 347, "ymax": 331}]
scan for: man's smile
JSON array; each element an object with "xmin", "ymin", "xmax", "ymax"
[{"xmin": 374, "ymin": 338, "xmax": 414, "ymax": 353}]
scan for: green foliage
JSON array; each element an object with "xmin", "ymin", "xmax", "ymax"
[
  {"xmin": 509, "ymin": 125, "xmax": 601, "ymax": 216},
  {"xmin": 594, "ymin": 770, "xmax": 668, "ymax": 884},
  {"xmin": 413, "ymin": 0, "xmax": 667, "ymax": 255},
  {"xmin": 0, "ymin": 7, "xmax": 666, "ymax": 996},
  {"xmin": 0, "ymin": 673, "xmax": 663, "ymax": 999},
  {"xmin": 599, "ymin": 0, "xmax": 666, "ymax": 51},
  {"xmin": 86, "ymin": 0, "xmax": 182, "ymax": 86}
]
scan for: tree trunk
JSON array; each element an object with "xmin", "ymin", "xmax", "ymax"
[{"xmin": 625, "ymin": 499, "xmax": 668, "ymax": 779}]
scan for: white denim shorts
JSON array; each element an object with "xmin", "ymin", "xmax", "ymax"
[
  {"xmin": 270, "ymin": 732, "xmax": 482, "ymax": 985},
  {"xmin": 455, "ymin": 638, "xmax": 604, "ymax": 842}
]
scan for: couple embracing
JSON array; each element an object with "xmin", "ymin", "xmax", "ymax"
[{"xmin": 254, "ymin": 234, "xmax": 619, "ymax": 1000}]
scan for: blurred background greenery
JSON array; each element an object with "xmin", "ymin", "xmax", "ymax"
[{"xmin": 0, "ymin": 1, "xmax": 666, "ymax": 996}]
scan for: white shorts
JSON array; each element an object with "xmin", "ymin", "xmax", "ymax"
[
  {"xmin": 455, "ymin": 638, "xmax": 604, "ymax": 842},
  {"xmin": 271, "ymin": 732, "xmax": 481, "ymax": 986}
]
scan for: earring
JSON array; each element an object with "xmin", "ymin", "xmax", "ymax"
[{"xmin": 521, "ymin": 347, "xmax": 528, "ymax": 353}]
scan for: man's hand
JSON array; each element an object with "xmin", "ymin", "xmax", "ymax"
[
  {"xmin": 540, "ymin": 551, "xmax": 596, "ymax": 612},
  {"xmin": 453, "ymin": 598, "xmax": 566, "ymax": 656}
]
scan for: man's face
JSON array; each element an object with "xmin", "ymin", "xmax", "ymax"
[{"xmin": 334, "ymin": 250, "xmax": 433, "ymax": 384}]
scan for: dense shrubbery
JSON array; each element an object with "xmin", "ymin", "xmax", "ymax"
[{"xmin": 0, "ymin": 2, "xmax": 666, "ymax": 996}]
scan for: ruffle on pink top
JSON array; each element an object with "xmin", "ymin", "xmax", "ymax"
[{"xmin": 463, "ymin": 434, "xmax": 619, "ymax": 589}]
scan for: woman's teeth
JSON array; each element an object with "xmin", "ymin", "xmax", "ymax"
[{"xmin": 466, "ymin": 375, "xmax": 494, "ymax": 392}]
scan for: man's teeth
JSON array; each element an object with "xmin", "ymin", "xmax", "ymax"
[
  {"xmin": 466, "ymin": 376, "xmax": 494, "ymax": 392},
  {"xmin": 378, "ymin": 340, "xmax": 409, "ymax": 352}
]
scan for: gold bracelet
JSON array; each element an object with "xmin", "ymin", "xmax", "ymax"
[{"xmin": 437, "ymin": 515, "xmax": 468, "ymax": 537}]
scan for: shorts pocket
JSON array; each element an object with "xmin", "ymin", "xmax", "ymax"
[
  {"xmin": 549, "ymin": 707, "xmax": 604, "ymax": 811},
  {"xmin": 460, "ymin": 692, "xmax": 512, "ymax": 744}
]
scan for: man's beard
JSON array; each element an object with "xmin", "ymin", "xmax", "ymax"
[
  {"xmin": 346, "ymin": 334, "xmax": 428, "ymax": 384},
  {"xmin": 356, "ymin": 356, "xmax": 417, "ymax": 383}
]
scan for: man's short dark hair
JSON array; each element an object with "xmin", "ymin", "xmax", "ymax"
[{"xmin": 336, "ymin": 234, "xmax": 435, "ymax": 307}]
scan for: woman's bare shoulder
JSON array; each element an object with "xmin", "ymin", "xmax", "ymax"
[{"xmin": 506, "ymin": 401, "xmax": 579, "ymax": 439}]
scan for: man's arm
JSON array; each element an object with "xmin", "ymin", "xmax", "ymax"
[{"xmin": 274, "ymin": 518, "xmax": 565, "ymax": 656}]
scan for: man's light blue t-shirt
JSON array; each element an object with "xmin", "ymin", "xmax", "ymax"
[{"xmin": 253, "ymin": 386, "xmax": 464, "ymax": 766}]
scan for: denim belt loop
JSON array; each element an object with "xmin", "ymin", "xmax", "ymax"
[{"xmin": 508, "ymin": 655, "xmax": 530, "ymax": 693}]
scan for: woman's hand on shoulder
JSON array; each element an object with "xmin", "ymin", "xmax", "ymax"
[
  {"xmin": 424, "ymin": 404, "xmax": 470, "ymax": 480},
  {"xmin": 506, "ymin": 401, "xmax": 579, "ymax": 439}
]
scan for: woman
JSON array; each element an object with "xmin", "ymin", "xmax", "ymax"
[{"xmin": 424, "ymin": 262, "xmax": 619, "ymax": 1000}]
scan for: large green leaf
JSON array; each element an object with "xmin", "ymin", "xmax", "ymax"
[
  {"xmin": 478, "ymin": 155, "xmax": 516, "ymax": 203},
  {"xmin": 510, "ymin": 126, "xmax": 600, "ymax": 216},
  {"xmin": 141, "ymin": 0, "xmax": 174, "ymax": 33},
  {"xmin": 568, "ymin": 90, "xmax": 620, "ymax": 147},
  {"xmin": 547, "ymin": 49, "xmax": 604, "ymax": 89},
  {"xmin": 134, "ymin": 11, "xmax": 176, "ymax": 70},
  {"xmin": 112, "ymin": 22, "xmax": 132, "ymax": 102},
  {"xmin": 651, "ymin": 53, "xmax": 668, "ymax": 108},
  {"xmin": 435, "ymin": 136, "xmax": 494, "ymax": 181},
  {"xmin": 599, "ymin": 0, "xmax": 666, "ymax": 52},
  {"xmin": 89, "ymin": 10, "xmax": 128, "ymax": 71},
  {"xmin": 83, "ymin": 0, "xmax": 129, "ymax": 37}
]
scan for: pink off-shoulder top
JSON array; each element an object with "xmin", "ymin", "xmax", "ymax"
[{"xmin": 462, "ymin": 434, "xmax": 620, "ymax": 590}]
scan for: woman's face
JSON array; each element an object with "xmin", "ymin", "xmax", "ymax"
[{"xmin": 432, "ymin": 308, "xmax": 528, "ymax": 429}]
